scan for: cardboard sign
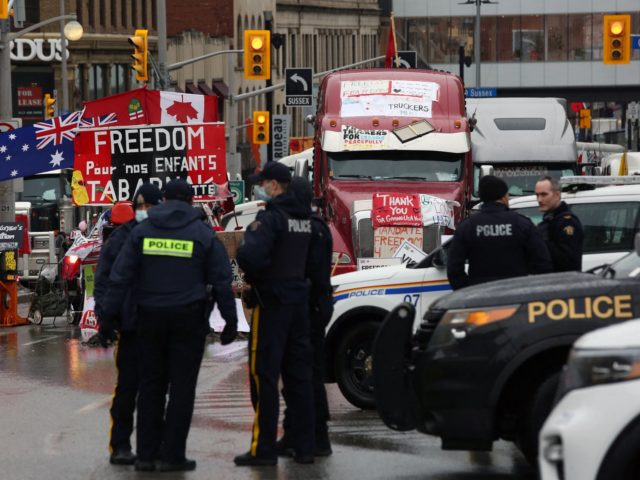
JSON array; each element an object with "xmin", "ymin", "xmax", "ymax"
[
  {"xmin": 357, "ymin": 257, "xmax": 402, "ymax": 271},
  {"xmin": 73, "ymin": 123, "xmax": 227, "ymax": 204},
  {"xmin": 372, "ymin": 193, "xmax": 423, "ymax": 228},
  {"xmin": 419, "ymin": 194, "xmax": 456, "ymax": 229},
  {"xmin": 393, "ymin": 239, "xmax": 427, "ymax": 264},
  {"xmin": 374, "ymin": 226, "xmax": 423, "ymax": 258},
  {"xmin": 340, "ymin": 80, "xmax": 439, "ymax": 118}
]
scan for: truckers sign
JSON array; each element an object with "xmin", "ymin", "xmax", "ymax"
[
  {"xmin": 73, "ymin": 123, "xmax": 227, "ymax": 204},
  {"xmin": 285, "ymin": 68, "xmax": 313, "ymax": 107}
]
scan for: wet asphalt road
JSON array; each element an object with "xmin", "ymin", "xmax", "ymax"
[{"xmin": 0, "ymin": 316, "xmax": 536, "ymax": 480}]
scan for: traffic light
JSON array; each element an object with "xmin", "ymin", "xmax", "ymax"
[
  {"xmin": 43, "ymin": 93, "xmax": 56, "ymax": 119},
  {"xmin": 129, "ymin": 29, "xmax": 148, "ymax": 81},
  {"xmin": 0, "ymin": 1, "xmax": 8, "ymax": 19},
  {"xmin": 253, "ymin": 111, "xmax": 270, "ymax": 144},
  {"xmin": 578, "ymin": 109, "xmax": 591, "ymax": 129},
  {"xmin": 244, "ymin": 30, "xmax": 270, "ymax": 80},
  {"xmin": 603, "ymin": 15, "xmax": 631, "ymax": 65}
]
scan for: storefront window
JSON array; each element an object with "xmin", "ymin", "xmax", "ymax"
[
  {"xmin": 428, "ymin": 17, "xmax": 450, "ymax": 63},
  {"xmin": 568, "ymin": 14, "xmax": 592, "ymax": 61},
  {"xmin": 480, "ymin": 16, "xmax": 497, "ymax": 62},
  {"xmin": 518, "ymin": 15, "xmax": 544, "ymax": 62},
  {"xmin": 546, "ymin": 15, "xmax": 568, "ymax": 61},
  {"xmin": 449, "ymin": 16, "xmax": 474, "ymax": 63},
  {"xmin": 497, "ymin": 16, "xmax": 520, "ymax": 61}
]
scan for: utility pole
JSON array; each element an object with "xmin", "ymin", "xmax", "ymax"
[
  {"xmin": 474, "ymin": 0, "xmax": 481, "ymax": 87},
  {"xmin": 0, "ymin": 16, "xmax": 14, "ymax": 223},
  {"xmin": 59, "ymin": 0, "xmax": 68, "ymax": 113},
  {"xmin": 264, "ymin": 11, "xmax": 274, "ymax": 163},
  {"xmin": 156, "ymin": 0, "xmax": 169, "ymax": 89}
]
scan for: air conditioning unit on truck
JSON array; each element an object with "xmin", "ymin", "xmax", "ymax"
[{"xmin": 307, "ymin": 69, "xmax": 472, "ymax": 276}]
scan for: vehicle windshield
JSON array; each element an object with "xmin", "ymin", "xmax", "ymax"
[
  {"xmin": 16, "ymin": 175, "xmax": 70, "ymax": 203},
  {"xmin": 473, "ymin": 164, "xmax": 577, "ymax": 196},
  {"xmin": 599, "ymin": 252, "xmax": 640, "ymax": 279},
  {"xmin": 328, "ymin": 150, "xmax": 463, "ymax": 182}
]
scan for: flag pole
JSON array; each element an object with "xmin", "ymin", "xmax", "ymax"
[{"xmin": 391, "ymin": 13, "xmax": 400, "ymax": 67}]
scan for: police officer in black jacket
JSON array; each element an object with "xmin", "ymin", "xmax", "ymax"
[
  {"xmin": 535, "ymin": 175, "xmax": 584, "ymax": 272},
  {"xmin": 447, "ymin": 175, "xmax": 552, "ymax": 290},
  {"xmin": 278, "ymin": 176, "xmax": 334, "ymax": 457},
  {"xmin": 103, "ymin": 179, "xmax": 238, "ymax": 473},
  {"xmin": 235, "ymin": 163, "xmax": 315, "ymax": 467},
  {"xmin": 94, "ymin": 183, "xmax": 162, "ymax": 466}
]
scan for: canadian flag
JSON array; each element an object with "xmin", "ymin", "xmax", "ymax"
[{"xmin": 146, "ymin": 90, "xmax": 218, "ymax": 124}]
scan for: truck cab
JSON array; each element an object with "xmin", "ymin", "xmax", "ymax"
[
  {"xmin": 468, "ymin": 97, "xmax": 577, "ymax": 199},
  {"xmin": 311, "ymin": 69, "xmax": 472, "ymax": 275}
]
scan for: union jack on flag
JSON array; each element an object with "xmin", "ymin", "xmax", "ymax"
[
  {"xmin": 79, "ymin": 112, "xmax": 118, "ymax": 129},
  {"xmin": 33, "ymin": 111, "xmax": 82, "ymax": 150}
]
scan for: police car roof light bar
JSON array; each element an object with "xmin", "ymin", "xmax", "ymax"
[{"xmin": 560, "ymin": 176, "xmax": 640, "ymax": 187}]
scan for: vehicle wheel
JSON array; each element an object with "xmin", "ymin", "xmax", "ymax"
[
  {"xmin": 334, "ymin": 321, "xmax": 380, "ymax": 410},
  {"xmin": 30, "ymin": 309, "xmax": 43, "ymax": 325},
  {"xmin": 597, "ymin": 420, "xmax": 640, "ymax": 480},
  {"xmin": 516, "ymin": 371, "xmax": 561, "ymax": 465}
]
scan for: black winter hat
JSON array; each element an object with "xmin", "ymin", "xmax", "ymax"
[
  {"xmin": 163, "ymin": 179, "xmax": 194, "ymax": 203},
  {"xmin": 478, "ymin": 175, "xmax": 509, "ymax": 202},
  {"xmin": 133, "ymin": 183, "xmax": 163, "ymax": 206},
  {"xmin": 289, "ymin": 176, "xmax": 313, "ymax": 207},
  {"xmin": 248, "ymin": 161, "xmax": 292, "ymax": 184}
]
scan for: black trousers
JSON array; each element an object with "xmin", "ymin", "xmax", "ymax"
[
  {"xmin": 282, "ymin": 311, "xmax": 330, "ymax": 439},
  {"xmin": 248, "ymin": 302, "xmax": 315, "ymax": 459},
  {"xmin": 109, "ymin": 330, "xmax": 138, "ymax": 453},
  {"xmin": 136, "ymin": 303, "xmax": 207, "ymax": 463}
]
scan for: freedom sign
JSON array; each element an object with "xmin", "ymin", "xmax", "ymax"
[{"xmin": 73, "ymin": 123, "xmax": 227, "ymax": 204}]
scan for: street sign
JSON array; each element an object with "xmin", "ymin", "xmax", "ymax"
[
  {"xmin": 285, "ymin": 68, "xmax": 313, "ymax": 107},
  {"xmin": 0, "ymin": 223, "xmax": 24, "ymax": 251},
  {"xmin": 633, "ymin": 35, "xmax": 640, "ymax": 50},
  {"xmin": 395, "ymin": 51, "xmax": 417, "ymax": 69},
  {"xmin": 0, "ymin": 119, "xmax": 21, "ymax": 133},
  {"xmin": 465, "ymin": 88, "xmax": 497, "ymax": 98},
  {"xmin": 229, "ymin": 180, "xmax": 245, "ymax": 205},
  {"xmin": 271, "ymin": 114, "xmax": 291, "ymax": 162}
]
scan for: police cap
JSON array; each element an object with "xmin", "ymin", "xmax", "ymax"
[
  {"xmin": 248, "ymin": 161, "xmax": 292, "ymax": 184},
  {"xmin": 163, "ymin": 179, "xmax": 194, "ymax": 203},
  {"xmin": 479, "ymin": 175, "xmax": 509, "ymax": 202}
]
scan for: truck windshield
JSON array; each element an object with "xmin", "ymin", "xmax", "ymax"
[
  {"xmin": 328, "ymin": 151, "xmax": 463, "ymax": 182},
  {"xmin": 17, "ymin": 175, "xmax": 70, "ymax": 204},
  {"xmin": 473, "ymin": 164, "xmax": 577, "ymax": 196}
]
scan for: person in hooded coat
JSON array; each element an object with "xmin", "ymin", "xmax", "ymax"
[{"xmin": 103, "ymin": 179, "xmax": 238, "ymax": 472}]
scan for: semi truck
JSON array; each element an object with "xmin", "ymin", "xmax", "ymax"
[
  {"xmin": 309, "ymin": 69, "xmax": 472, "ymax": 275},
  {"xmin": 467, "ymin": 97, "xmax": 577, "ymax": 199}
]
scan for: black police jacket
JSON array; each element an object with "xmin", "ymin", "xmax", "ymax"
[
  {"xmin": 237, "ymin": 191, "xmax": 312, "ymax": 305},
  {"xmin": 94, "ymin": 220, "xmax": 135, "ymax": 331},
  {"xmin": 537, "ymin": 201, "xmax": 584, "ymax": 272},
  {"xmin": 306, "ymin": 213, "xmax": 334, "ymax": 327},
  {"xmin": 103, "ymin": 201, "xmax": 237, "ymax": 328},
  {"xmin": 447, "ymin": 202, "xmax": 552, "ymax": 290}
]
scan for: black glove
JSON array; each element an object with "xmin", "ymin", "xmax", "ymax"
[
  {"xmin": 220, "ymin": 322, "xmax": 238, "ymax": 345},
  {"xmin": 97, "ymin": 323, "xmax": 117, "ymax": 348}
]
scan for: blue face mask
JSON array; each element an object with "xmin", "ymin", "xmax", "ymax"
[
  {"xmin": 254, "ymin": 186, "xmax": 271, "ymax": 201},
  {"xmin": 135, "ymin": 210, "xmax": 148, "ymax": 223}
]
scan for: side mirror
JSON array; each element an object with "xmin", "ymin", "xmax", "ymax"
[
  {"xmin": 305, "ymin": 114, "xmax": 315, "ymax": 125},
  {"xmin": 479, "ymin": 165, "xmax": 494, "ymax": 178},
  {"xmin": 294, "ymin": 158, "xmax": 310, "ymax": 179}
]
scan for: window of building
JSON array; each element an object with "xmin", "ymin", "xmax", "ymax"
[
  {"xmin": 546, "ymin": 14, "xmax": 568, "ymax": 61},
  {"xmin": 121, "ymin": 0, "xmax": 127, "ymax": 28},
  {"xmin": 480, "ymin": 16, "xmax": 497, "ymax": 62},
  {"xmin": 427, "ymin": 17, "xmax": 449, "ymax": 63},
  {"xmin": 568, "ymin": 14, "xmax": 592, "ymax": 61},
  {"xmin": 100, "ymin": 0, "xmax": 106, "ymax": 28},
  {"xmin": 88, "ymin": 65, "xmax": 105, "ymax": 100},
  {"xmin": 110, "ymin": 0, "xmax": 118, "ymax": 28},
  {"xmin": 24, "ymin": 0, "xmax": 39, "ymax": 25},
  {"xmin": 591, "ymin": 13, "xmax": 604, "ymax": 61},
  {"xmin": 110, "ymin": 64, "xmax": 128, "ymax": 94},
  {"xmin": 497, "ymin": 16, "xmax": 520, "ymax": 61},
  {"xmin": 518, "ymin": 15, "xmax": 544, "ymax": 62}
]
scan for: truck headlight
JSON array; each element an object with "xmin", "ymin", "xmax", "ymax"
[
  {"xmin": 556, "ymin": 347, "xmax": 640, "ymax": 400},
  {"xmin": 429, "ymin": 305, "xmax": 519, "ymax": 347}
]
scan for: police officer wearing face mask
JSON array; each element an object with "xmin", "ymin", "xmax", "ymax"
[
  {"xmin": 235, "ymin": 162, "xmax": 316, "ymax": 466},
  {"xmin": 103, "ymin": 179, "xmax": 238, "ymax": 472},
  {"xmin": 93, "ymin": 183, "xmax": 162, "ymax": 466},
  {"xmin": 447, "ymin": 175, "xmax": 552, "ymax": 290}
]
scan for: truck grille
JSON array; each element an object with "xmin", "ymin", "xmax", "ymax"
[{"xmin": 413, "ymin": 307, "xmax": 446, "ymax": 350}]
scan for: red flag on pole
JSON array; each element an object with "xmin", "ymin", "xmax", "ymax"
[{"xmin": 384, "ymin": 14, "xmax": 399, "ymax": 68}]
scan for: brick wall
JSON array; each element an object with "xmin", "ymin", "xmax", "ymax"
[{"xmin": 167, "ymin": 0, "xmax": 233, "ymax": 37}]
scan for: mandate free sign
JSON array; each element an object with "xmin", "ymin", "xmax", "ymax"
[{"xmin": 74, "ymin": 123, "xmax": 227, "ymax": 204}]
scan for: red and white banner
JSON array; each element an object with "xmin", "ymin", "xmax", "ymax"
[
  {"xmin": 73, "ymin": 123, "xmax": 227, "ymax": 204},
  {"xmin": 372, "ymin": 193, "xmax": 423, "ymax": 228},
  {"xmin": 81, "ymin": 87, "xmax": 218, "ymax": 126}
]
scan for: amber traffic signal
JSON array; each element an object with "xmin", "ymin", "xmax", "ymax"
[
  {"xmin": 244, "ymin": 30, "xmax": 270, "ymax": 80},
  {"xmin": 253, "ymin": 111, "xmax": 270, "ymax": 144},
  {"xmin": 43, "ymin": 94, "xmax": 56, "ymax": 119},
  {"xmin": 129, "ymin": 29, "xmax": 148, "ymax": 81},
  {"xmin": 0, "ymin": 0, "xmax": 8, "ymax": 19},
  {"xmin": 603, "ymin": 15, "xmax": 631, "ymax": 65}
]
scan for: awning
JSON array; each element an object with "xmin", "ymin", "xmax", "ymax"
[
  {"xmin": 211, "ymin": 80, "xmax": 229, "ymax": 99},
  {"xmin": 186, "ymin": 82, "xmax": 201, "ymax": 95},
  {"xmin": 198, "ymin": 81, "xmax": 216, "ymax": 97}
]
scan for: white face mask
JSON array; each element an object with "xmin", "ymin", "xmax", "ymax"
[
  {"xmin": 254, "ymin": 186, "xmax": 271, "ymax": 201},
  {"xmin": 135, "ymin": 210, "xmax": 148, "ymax": 223}
]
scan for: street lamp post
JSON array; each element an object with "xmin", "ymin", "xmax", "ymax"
[{"xmin": 460, "ymin": 0, "xmax": 497, "ymax": 88}]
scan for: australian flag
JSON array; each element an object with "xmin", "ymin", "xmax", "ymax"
[{"xmin": 0, "ymin": 111, "xmax": 81, "ymax": 182}]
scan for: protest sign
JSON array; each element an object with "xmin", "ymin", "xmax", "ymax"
[{"xmin": 373, "ymin": 226, "xmax": 423, "ymax": 258}]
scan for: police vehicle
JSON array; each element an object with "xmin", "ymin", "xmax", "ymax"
[
  {"xmin": 540, "ymin": 312, "xmax": 640, "ymax": 480},
  {"xmin": 371, "ymin": 246, "xmax": 640, "ymax": 466},
  {"xmin": 328, "ymin": 177, "xmax": 640, "ymax": 409}
]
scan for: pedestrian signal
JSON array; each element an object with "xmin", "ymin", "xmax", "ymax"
[
  {"xmin": 44, "ymin": 94, "xmax": 56, "ymax": 119},
  {"xmin": 253, "ymin": 111, "xmax": 270, "ymax": 144},
  {"xmin": 244, "ymin": 30, "xmax": 270, "ymax": 80},
  {"xmin": 603, "ymin": 15, "xmax": 630, "ymax": 65},
  {"xmin": 129, "ymin": 29, "xmax": 148, "ymax": 81}
]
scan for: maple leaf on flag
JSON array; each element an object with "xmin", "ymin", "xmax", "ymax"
[{"xmin": 166, "ymin": 100, "xmax": 199, "ymax": 123}]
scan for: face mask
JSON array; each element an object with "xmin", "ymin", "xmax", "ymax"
[
  {"xmin": 254, "ymin": 186, "xmax": 271, "ymax": 201},
  {"xmin": 135, "ymin": 210, "xmax": 148, "ymax": 222}
]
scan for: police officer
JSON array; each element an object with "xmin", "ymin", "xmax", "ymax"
[
  {"xmin": 535, "ymin": 175, "xmax": 584, "ymax": 272},
  {"xmin": 447, "ymin": 175, "xmax": 552, "ymax": 290},
  {"xmin": 93, "ymin": 184, "xmax": 162, "ymax": 466},
  {"xmin": 235, "ymin": 162, "xmax": 315, "ymax": 466},
  {"xmin": 278, "ymin": 176, "xmax": 334, "ymax": 457},
  {"xmin": 103, "ymin": 179, "xmax": 238, "ymax": 472}
]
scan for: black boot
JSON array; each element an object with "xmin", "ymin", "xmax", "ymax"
[
  {"xmin": 315, "ymin": 433, "xmax": 332, "ymax": 457},
  {"xmin": 234, "ymin": 452, "xmax": 277, "ymax": 466},
  {"xmin": 276, "ymin": 437, "xmax": 295, "ymax": 457},
  {"xmin": 157, "ymin": 459, "xmax": 197, "ymax": 472},
  {"xmin": 110, "ymin": 448, "xmax": 136, "ymax": 465}
]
